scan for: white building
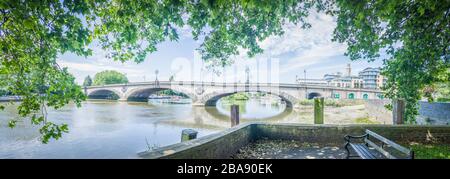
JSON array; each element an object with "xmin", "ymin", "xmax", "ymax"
[
  {"xmin": 322, "ymin": 64, "xmax": 386, "ymax": 90},
  {"xmin": 324, "ymin": 64, "xmax": 364, "ymax": 89},
  {"xmin": 358, "ymin": 67, "xmax": 386, "ymax": 89}
]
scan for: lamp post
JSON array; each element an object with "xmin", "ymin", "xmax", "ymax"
[
  {"xmin": 155, "ymin": 70, "xmax": 159, "ymax": 87},
  {"xmin": 304, "ymin": 69, "xmax": 307, "ymax": 83},
  {"xmin": 245, "ymin": 66, "xmax": 250, "ymax": 84},
  {"xmin": 245, "ymin": 66, "xmax": 250, "ymax": 92},
  {"xmin": 304, "ymin": 69, "xmax": 308, "ymax": 99}
]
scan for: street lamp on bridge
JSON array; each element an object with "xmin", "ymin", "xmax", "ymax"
[
  {"xmin": 245, "ymin": 66, "xmax": 250, "ymax": 84},
  {"xmin": 155, "ymin": 70, "xmax": 160, "ymax": 87}
]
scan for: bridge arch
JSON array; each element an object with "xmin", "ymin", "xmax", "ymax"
[
  {"xmin": 307, "ymin": 92, "xmax": 322, "ymax": 99},
  {"xmin": 202, "ymin": 90, "xmax": 297, "ymax": 108},
  {"xmin": 124, "ymin": 87, "xmax": 195, "ymax": 102},
  {"xmin": 87, "ymin": 89, "xmax": 123, "ymax": 100}
]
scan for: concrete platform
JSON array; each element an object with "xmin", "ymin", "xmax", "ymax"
[{"xmin": 138, "ymin": 123, "xmax": 450, "ymax": 159}]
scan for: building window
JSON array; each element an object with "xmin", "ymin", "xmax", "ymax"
[
  {"xmin": 377, "ymin": 94, "xmax": 384, "ymax": 99},
  {"xmin": 363, "ymin": 94, "xmax": 369, "ymax": 100},
  {"xmin": 334, "ymin": 93, "xmax": 340, "ymax": 99},
  {"xmin": 348, "ymin": 93, "xmax": 355, "ymax": 99}
]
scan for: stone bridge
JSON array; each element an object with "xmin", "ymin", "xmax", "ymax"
[{"xmin": 84, "ymin": 81, "xmax": 383, "ymax": 107}]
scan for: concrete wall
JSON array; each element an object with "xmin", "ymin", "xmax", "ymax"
[
  {"xmin": 255, "ymin": 123, "xmax": 450, "ymax": 145},
  {"xmin": 139, "ymin": 123, "xmax": 450, "ymax": 159},
  {"xmin": 417, "ymin": 101, "xmax": 450, "ymax": 125},
  {"xmin": 363, "ymin": 100, "xmax": 450, "ymax": 125},
  {"xmin": 363, "ymin": 99, "xmax": 392, "ymax": 124},
  {"xmin": 138, "ymin": 123, "xmax": 256, "ymax": 159}
]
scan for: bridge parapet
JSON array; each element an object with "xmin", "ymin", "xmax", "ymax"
[{"xmin": 84, "ymin": 81, "xmax": 384, "ymax": 105}]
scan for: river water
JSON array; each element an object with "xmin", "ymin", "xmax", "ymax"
[{"xmin": 0, "ymin": 97, "xmax": 297, "ymax": 158}]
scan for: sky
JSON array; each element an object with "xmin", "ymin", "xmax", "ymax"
[{"xmin": 57, "ymin": 11, "xmax": 384, "ymax": 85}]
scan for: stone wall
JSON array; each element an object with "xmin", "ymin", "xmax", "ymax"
[
  {"xmin": 363, "ymin": 99, "xmax": 392, "ymax": 124},
  {"xmin": 255, "ymin": 123, "xmax": 450, "ymax": 145},
  {"xmin": 417, "ymin": 101, "xmax": 450, "ymax": 125},
  {"xmin": 363, "ymin": 100, "xmax": 450, "ymax": 125},
  {"xmin": 138, "ymin": 123, "xmax": 256, "ymax": 159},
  {"xmin": 140, "ymin": 123, "xmax": 450, "ymax": 159}
]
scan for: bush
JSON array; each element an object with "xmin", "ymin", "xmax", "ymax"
[
  {"xmin": 410, "ymin": 144, "xmax": 450, "ymax": 159},
  {"xmin": 436, "ymin": 98, "xmax": 450, "ymax": 102},
  {"xmin": 93, "ymin": 70, "xmax": 128, "ymax": 85}
]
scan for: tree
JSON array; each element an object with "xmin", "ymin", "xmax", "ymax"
[
  {"xmin": 2, "ymin": 0, "xmax": 448, "ymax": 142},
  {"xmin": 2, "ymin": 0, "xmax": 326, "ymax": 142},
  {"xmin": 435, "ymin": 81, "xmax": 450, "ymax": 102},
  {"xmin": 1, "ymin": 0, "xmax": 91, "ymax": 143},
  {"xmin": 424, "ymin": 77, "xmax": 450, "ymax": 102},
  {"xmin": 83, "ymin": 75, "xmax": 93, "ymax": 86},
  {"xmin": 331, "ymin": 0, "xmax": 450, "ymax": 123},
  {"xmin": 157, "ymin": 89, "xmax": 188, "ymax": 98},
  {"xmin": 93, "ymin": 70, "xmax": 128, "ymax": 86}
]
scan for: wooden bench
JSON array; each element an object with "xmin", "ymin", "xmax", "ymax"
[{"xmin": 344, "ymin": 129, "xmax": 414, "ymax": 159}]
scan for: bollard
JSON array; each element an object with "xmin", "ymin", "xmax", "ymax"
[
  {"xmin": 230, "ymin": 105, "xmax": 240, "ymax": 127},
  {"xmin": 181, "ymin": 129, "xmax": 198, "ymax": 142},
  {"xmin": 392, "ymin": 99, "xmax": 405, "ymax": 124},
  {"xmin": 314, "ymin": 97, "xmax": 324, "ymax": 124}
]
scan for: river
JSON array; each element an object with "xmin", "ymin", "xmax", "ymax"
[{"xmin": 0, "ymin": 97, "xmax": 299, "ymax": 158}]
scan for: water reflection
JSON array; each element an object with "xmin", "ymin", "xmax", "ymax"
[
  {"xmin": 0, "ymin": 96, "xmax": 303, "ymax": 158},
  {"xmin": 215, "ymin": 98, "xmax": 287, "ymax": 119}
]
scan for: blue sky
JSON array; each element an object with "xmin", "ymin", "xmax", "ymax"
[{"xmin": 57, "ymin": 11, "xmax": 384, "ymax": 85}]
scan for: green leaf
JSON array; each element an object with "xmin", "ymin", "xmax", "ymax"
[{"xmin": 8, "ymin": 120, "xmax": 17, "ymax": 128}]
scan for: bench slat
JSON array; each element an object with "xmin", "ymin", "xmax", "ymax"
[
  {"xmin": 365, "ymin": 138, "xmax": 396, "ymax": 159},
  {"xmin": 350, "ymin": 144, "xmax": 376, "ymax": 159},
  {"xmin": 365, "ymin": 129, "xmax": 411, "ymax": 155},
  {"xmin": 357, "ymin": 145, "xmax": 376, "ymax": 159}
]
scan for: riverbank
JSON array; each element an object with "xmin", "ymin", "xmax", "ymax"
[
  {"xmin": 0, "ymin": 96, "xmax": 22, "ymax": 102},
  {"xmin": 294, "ymin": 99, "xmax": 390, "ymax": 124}
]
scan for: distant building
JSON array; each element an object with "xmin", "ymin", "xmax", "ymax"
[
  {"xmin": 323, "ymin": 64, "xmax": 363, "ymax": 88},
  {"xmin": 324, "ymin": 72, "xmax": 342, "ymax": 82},
  {"xmin": 322, "ymin": 64, "xmax": 386, "ymax": 89},
  {"xmin": 358, "ymin": 67, "xmax": 386, "ymax": 89}
]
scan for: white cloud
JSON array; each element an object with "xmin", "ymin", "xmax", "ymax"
[
  {"xmin": 57, "ymin": 44, "xmax": 149, "ymax": 84},
  {"xmin": 261, "ymin": 13, "xmax": 337, "ymax": 52},
  {"xmin": 57, "ymin": 10, "xmax": 377, "ymax": 84},
  {"xmin": 57, "ymin": 61, "xmax": 144, "ymax": 75},
  {"xmin": 259, "ymin": 11, "xmax": 346, "ymax": 74},
  {"xmin": 177, "ymin": 25, "xmax": 194, "ymax": 40},
  {"xmin": 217, "ymin": 11, "xmax": 347, "ymax": 81}
]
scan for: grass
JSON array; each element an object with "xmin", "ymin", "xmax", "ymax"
[
  {"xmin": 354, "ymin": 117, "xmax": 379, "ymax": 124},
  {"xmin": 436, "ymin": 97, "xmax": 450, "ymax": 102},
  {"xmin": 297, "ymin": 99, "xmax": 365, "ymax": 107},
  {"xmin": 410, "ymin": 144, "xmax": 450, "ymax": 159}
]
